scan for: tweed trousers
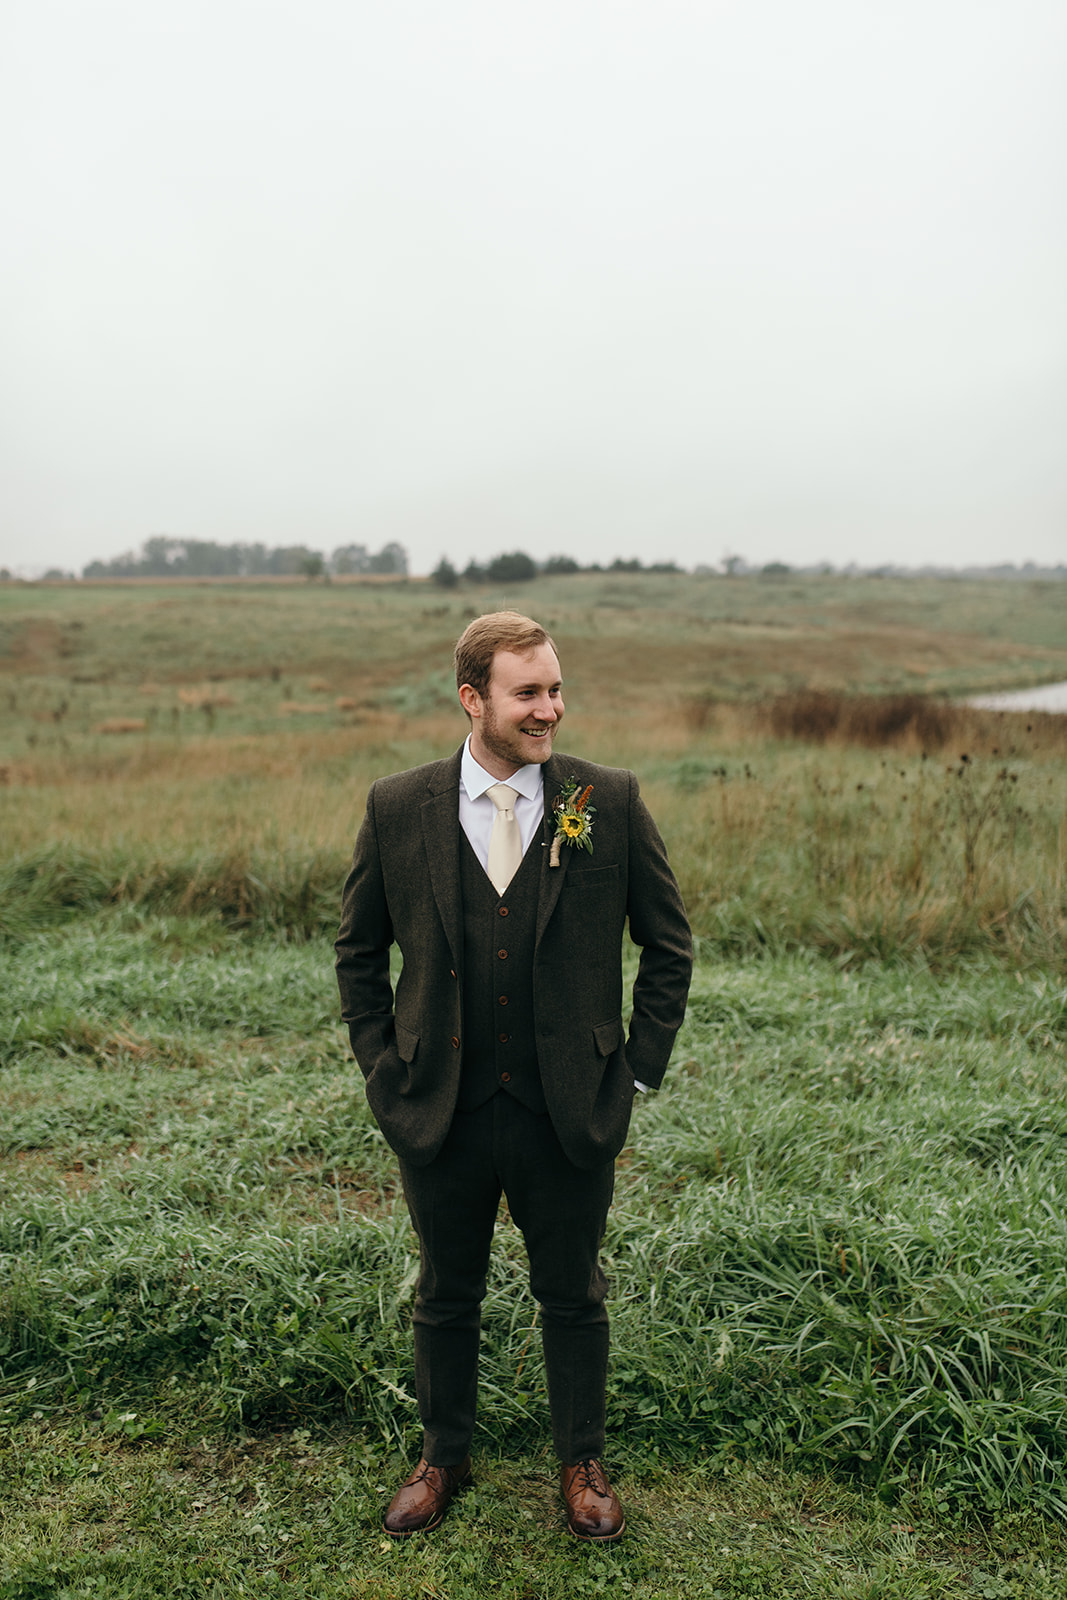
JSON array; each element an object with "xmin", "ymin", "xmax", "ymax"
[{"xmin": 397, "ymin": 1092, "xmax": 615, "ymax": 1465}]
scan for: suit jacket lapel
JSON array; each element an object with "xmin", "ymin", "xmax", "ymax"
[
  {"xmin": 422, "ymin": 749, "xmax": 464, "ymax": 971},
  {"xmin": 421, "ymin": 746, "xmax": 569, "ymax": 956},
  {"xmin": 536, "ymin": 753, "xmax": 571, "ymax": 946}
]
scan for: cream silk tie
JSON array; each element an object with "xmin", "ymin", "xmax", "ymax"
[{"xmin": 486, "ymin": 783, "xmax": 522, "ymax": 895}]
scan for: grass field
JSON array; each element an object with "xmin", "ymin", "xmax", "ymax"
[
  {"xmin": 3, "ymin": 574, "xmax": 1066, "ymax": 973},
  {"xmin": 1, "ymin": 573, "xmax": 1066, "ymax": 1596}
]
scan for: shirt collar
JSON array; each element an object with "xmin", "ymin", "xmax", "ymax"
[{"xmin": 461, "ymin": 736, "xmax": 544, "ymax": 803}]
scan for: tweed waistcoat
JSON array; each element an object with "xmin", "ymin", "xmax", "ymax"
[{"xmin": 455, "ymin": 831, "xmax": 547, "ymax": 1114}]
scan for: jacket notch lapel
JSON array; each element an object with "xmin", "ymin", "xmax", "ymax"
[
  {"xmin": 422, "ymin": 760, "xmax": 463, "ymax": 970},
  {"xmin": 535, "ymin": 755, "xmax": 571, "ymax": 945}
]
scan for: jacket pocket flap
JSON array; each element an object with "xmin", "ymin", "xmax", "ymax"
[
  {"xmin": 395, "ymin": 1022, "xmax": 420, "ymax": 1063},
  {"xmin": 593, "ymin": 1017, "xmax": 623, "ymax": 1057},
  {"xmin": 563, "ymin": 865, "xmax": 618, "ymax": 891}
]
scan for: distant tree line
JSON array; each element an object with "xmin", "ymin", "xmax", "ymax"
[
  {"xmin": 431, "ymin": 552, "xmax": 684, "ymax": 587},
  {"xmin": 82, "ymin": 537, "xmax": 408, "ymax": 580},
  {"xmin": 16, "ymin": 544, "xmax": 1063, "ymax": 586}
]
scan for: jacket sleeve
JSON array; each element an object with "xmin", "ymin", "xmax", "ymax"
[
  {"xmin": 623, "ymin": 773, "xmax": 693, "ymax": 1090},
  {"xmin": 335, "ymin": 783, "xmax": 399, "ymax": 1079}
]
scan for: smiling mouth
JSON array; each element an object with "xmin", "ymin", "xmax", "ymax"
[{"xmin": 520, "ymin": 727, "xmax": 551, "ymax": 737}]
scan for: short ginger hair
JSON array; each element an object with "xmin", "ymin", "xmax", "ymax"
[{"xmin": 453, "ymin": 611, "xmax": 558, "ymax": 701}]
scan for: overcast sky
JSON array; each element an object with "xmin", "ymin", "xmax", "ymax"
[{"xmin": 2, "ymin": 0, "xmax": 1065, "ymax": 577}]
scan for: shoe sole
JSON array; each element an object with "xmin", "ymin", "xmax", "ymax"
[
  {"xmin": 566, "ymin": 1517, "xmax": 626, "ymax": 1542},
  {"xmin": 381, "ymin": 1476, "xmax": 472, "ymax": 1537},
  {"xmin": 381, "ymin": 1510, "xmax": 445, "ymax": 1538}
]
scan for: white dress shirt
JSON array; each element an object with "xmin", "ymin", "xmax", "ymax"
[{"xmin": 459, "ymin": 737, "xmax": 545, "ymax": 867}]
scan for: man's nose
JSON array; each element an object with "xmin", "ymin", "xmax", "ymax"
[{"xmin": 532, "ymin": 693, "xmax": 558, "ymax": 721}]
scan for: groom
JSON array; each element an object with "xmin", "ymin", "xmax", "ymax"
[{"xmin": 335, "ymin": 611, "xmax": 691, "ymax": 1541}]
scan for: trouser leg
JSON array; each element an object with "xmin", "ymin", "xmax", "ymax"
[
  {"xmin": 398, "ymin": 1096, "xmax": 616, "ymax": 1465},
  {"xmin": 539, "ymin": 1315, "xmax": 611, "ymax": 1465},
  {"xmin": 496, "ymin": 1100, "xmax": 615, "ymax": 1464},
  {"xmin": 398, "ymin": 1104, "xmax": 501, "ymax": 1466}
]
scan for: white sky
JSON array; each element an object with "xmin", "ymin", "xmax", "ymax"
[{"xmin": 2, "ymin": 0, "xmax": 1065, "ymax": 577}]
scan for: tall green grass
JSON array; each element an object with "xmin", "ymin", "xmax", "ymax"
[
  {"xmin": 3, "ymin": 574, "xmax": 1066, "ymax": 1540},
  {"xmin": 0, "ymin": 846, "xmax": 344, "ymax": 945},
  {"xmin": 3, "ymin": 921, "xmax": 1065, "ymax": 1513}
]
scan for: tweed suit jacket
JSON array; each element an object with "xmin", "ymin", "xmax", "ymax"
[{"xmin": 335, "ymin": 746, "xmax": 692, "ymax": 1171}]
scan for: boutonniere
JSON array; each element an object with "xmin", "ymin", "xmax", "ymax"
[{"xmin": 549, "ymin": 778, "xmax": 596, "ymax": 866}]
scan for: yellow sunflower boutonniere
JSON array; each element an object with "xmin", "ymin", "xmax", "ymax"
[{"xmin": 549, "ymin": 779, "xmax": 596, "ymax": 867}]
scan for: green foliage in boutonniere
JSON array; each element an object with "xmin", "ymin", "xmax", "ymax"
[{"xmin": 550, "ymin": 778, "xmax": 596, "ymax": 866}]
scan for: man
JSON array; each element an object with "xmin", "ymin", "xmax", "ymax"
[{"xmin": 335, "ymin": 611, "xmax": 691, "ymax": 1542}]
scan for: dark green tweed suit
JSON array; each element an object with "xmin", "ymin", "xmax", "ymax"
[
  {"xmin": 336, "ymin": 747, "xmax": 693, "ymax": 1169},
  {"xmin": 335, "ymin": 745, "xmax": 692, "ymax": 1463}
]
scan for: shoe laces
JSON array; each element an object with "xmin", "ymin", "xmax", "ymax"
[
  {"xmin": 413, "ymin": 1460, "xmax": 458, "ymax": 1488},
  {"xmin": 572, "ymin": 1459, "xmax": 610, "ymax": 1496}
]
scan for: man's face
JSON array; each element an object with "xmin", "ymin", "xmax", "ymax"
[{"xmin": 461, "ymin": 642, "xmax": 564, "ymax": 778}]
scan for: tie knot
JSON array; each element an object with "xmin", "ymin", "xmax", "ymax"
[{"xmin": 486, "ymin": 783, "xmax": 519, "ymax": 814}]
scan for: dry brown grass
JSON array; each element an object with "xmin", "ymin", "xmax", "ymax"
[
  {"xmin": 177, "ymin": 687, "xmax": 236, "ymax": 709},
  {"xmin": 3, "ymin": 578, "xmax": 1063, "ymax": 966},
  {"xmin": 754, "ymin": 691, "xmax": 1067, "ymax": 756},
  {"xmin": 0, "ymin": 714, "xmax": 455, "ymax": 854},
  {"xmin": 92, "ymin": 717, "xmax": 148, "ymax": 735},
  {"xmin": 2, "ymin": 695, "xmax": 1062, "ymax": 870},
  {"xmin": 560, "ymin": 620, "xmax": 1067, "ymax": 710},
  {"xmin": 2, "ymin": 696, "xmax": 1062, "ymax": 966}
]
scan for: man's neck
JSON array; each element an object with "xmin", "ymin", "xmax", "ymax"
[
  {"xmin": 460, "ymin": 739, "xmax": 547, "ymax": 796},
  {"xmin": 466, "ymin": 737, "xmax": 520, "ymax": 783}
]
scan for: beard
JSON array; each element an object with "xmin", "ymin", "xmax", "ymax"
[{"xmin": 477, "ymin": 698, "xmax": 561, "ymax": 770}]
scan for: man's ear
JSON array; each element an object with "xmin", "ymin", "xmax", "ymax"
[{"xmin": 458, "ymin": 683, "xmax": 482, "ymax": 719}]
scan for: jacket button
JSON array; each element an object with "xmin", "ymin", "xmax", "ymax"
[
  {"xmin": 500, "ymin": 1072, "xmax": 511, "ymax": 1083},
  {"xmin": 498, "ymin": 906, "xmax": 509, "ymax": 917},
  {"xmin": 449, "ymin": 968, "xmax": 456, "ymax": 978},
  {"xmin": 499, "ymin": 1033, "xmax": 509, "ymax": 1043},
  {"xmin": 497, "ymin": 949, "xmax": 508, "ymax": 959},
  {"xmin": 451, "ymin": 1036, "xmax": 460, "ymax": 1049},
  {"xmin": 498, "ymin": 996, "xmax": 508, "ymax": 1006}
]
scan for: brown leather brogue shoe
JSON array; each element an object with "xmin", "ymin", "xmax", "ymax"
[
  {"xmin": 382, "ymin": 1455, "xmax": 472, "ymax": 1536},
  {"xmin": 560, "ymin": 1458, "xmax": 625, "ymax": 1542}
]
